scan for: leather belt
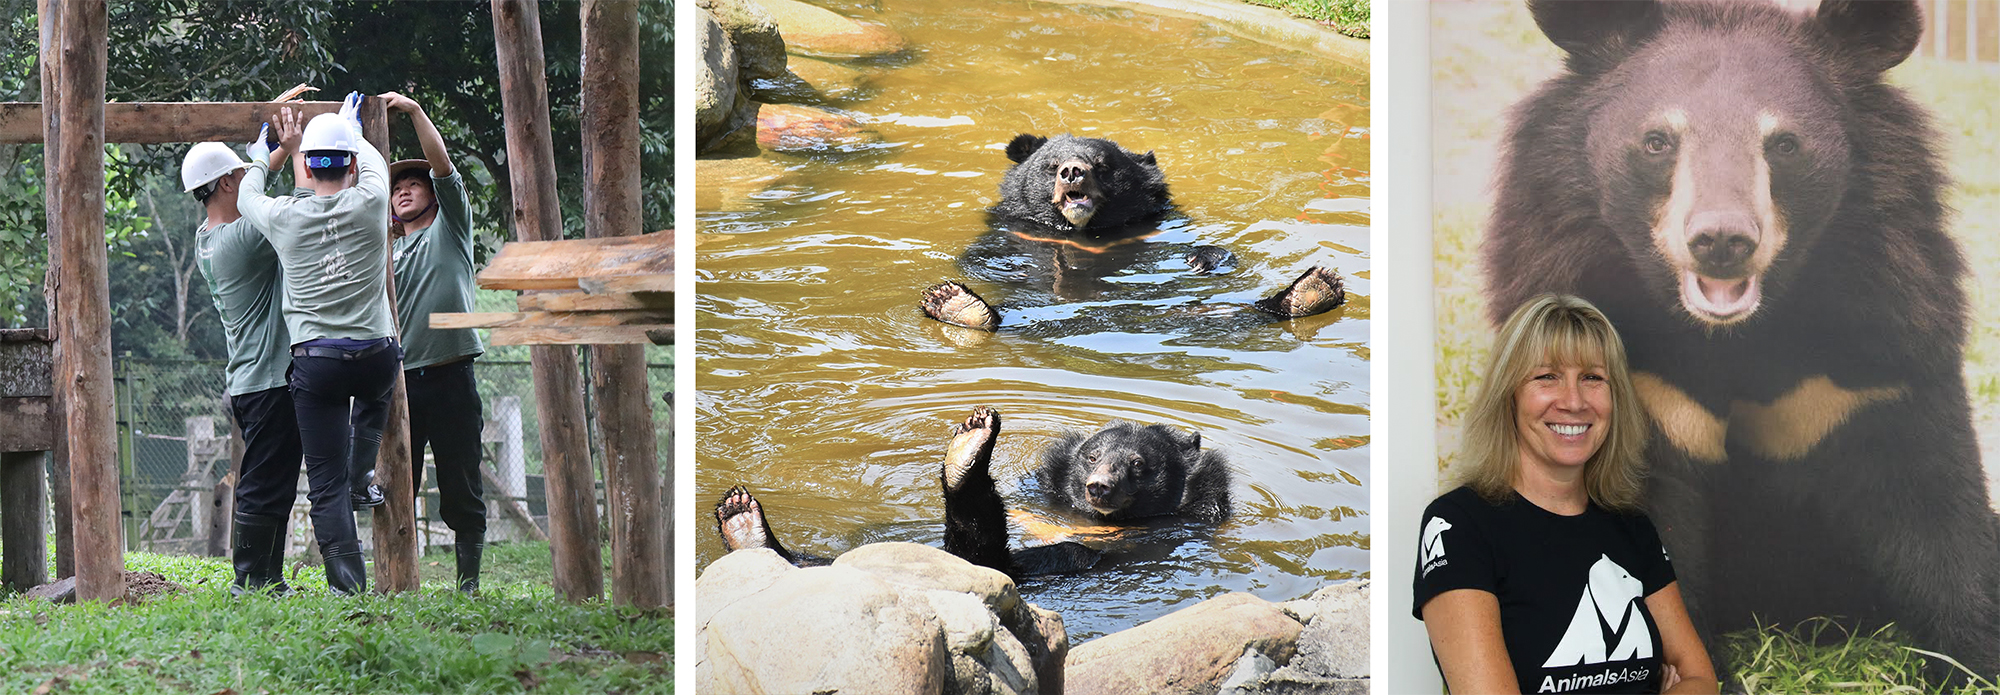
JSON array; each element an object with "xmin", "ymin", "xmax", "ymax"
[{"xmin": 292, "ymin": 340, "xmax": 393, "ymax": 361}]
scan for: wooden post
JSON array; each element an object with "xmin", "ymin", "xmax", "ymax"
[
  {"xmin": 36, "ymin": 0, "xmax": 73, "ymax": 583},
  {"xmin": 582, "ymin": 0, "xmax": 667, "ymax": 609},
  {"xmin": 494, "ymin": 0, "xmax": 604, "ymax": 602},
  {"xmin": 46, "ymin": 0, "xmax": 121, "ymax": 602},
  {"xmin": 1, "ymin": 451, "xmax": 47, "ymax": 591},
  {"xmin": 360, "ymin": 98, "xmax": 420, "ymax": 593}
]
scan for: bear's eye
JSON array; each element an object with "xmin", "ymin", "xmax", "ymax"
[
  {"xmin": 1086, "ymin": 452, "xmax": 1098, "ymax": 463},
  {"xmin": 1642, "ymin": 132, "xmax": 1674, "ymax": 156},
  {"xmin": 1768, "ymin": 135, "xmax": 1800, "ymax": 156}
]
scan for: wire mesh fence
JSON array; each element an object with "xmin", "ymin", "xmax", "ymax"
[{"xmin": 99, "ymin": 352, "xmax": 671, "ymax": 556}]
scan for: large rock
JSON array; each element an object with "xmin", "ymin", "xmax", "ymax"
[
  {"xmin": 696, "ymin": 8, "xmax": 744, "ymax": 147},
  {"xmin": 1225, "ymin": 580, "xmax": 1373, "ymax": 695},
  {"xmin": 757, "ymin": 0, "xmax": 908, "ymax": 58},
  {"xmin": 755, "ymin": 102, "xmax": 879, "ymax": 152},
  {"xmin": 694, "ymin": 156, "xmax": 794, "ymax": 213},
  {"xmin": 1067, "ymin": 592, "xmax": 1304, "ymax": 695},
  {"xmin": 701, "ymin": 0, "xmax": 789, "ymax": 83},
  {"xmin": 698, "ymin": 542, "xmax": 1065, "ymax": 694}
]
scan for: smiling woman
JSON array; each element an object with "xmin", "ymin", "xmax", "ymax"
[{"xmin": 1413, "ymin": 295, "xmax": 1718, "ymax": 694}]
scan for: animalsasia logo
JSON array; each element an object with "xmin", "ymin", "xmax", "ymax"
[
  {"xmin": 1543, "ymin": 555, "xmax": 1653, "ymax": 668},
  {"xmin": 1420, "ymin": 517, "xmax": 1451, "ymax": 577}
]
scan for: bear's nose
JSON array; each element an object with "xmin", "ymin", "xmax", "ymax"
[
  {"xmin": 1085, "ymin": 481, "xmax": 1110, "ymax": 499},
  {"xmin": 1058, "ymin": 162, "xmax": 1089, "ymax": 184},
  {"xmin": 1686, "ymin": 212, "xmax": 1758, "ymax": 276}
]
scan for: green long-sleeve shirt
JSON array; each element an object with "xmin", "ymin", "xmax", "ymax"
[
  {"xmin": 195, "ymin": 217, "xmax": 290, "ymax": 395},
  {"xmin": 237, "ymin": 130, "xmax": 398, "ymax": 344},
  {"xmin": 392, "ymin": 170, "xmax": 483, "ymax": 369}
]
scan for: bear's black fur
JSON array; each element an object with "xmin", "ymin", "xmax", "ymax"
[
  {"xmin": 1483, "ymin": 0, "xmax": 2000, "ymax": 676},
  {"xmin": 1036, "ymin": 421, "xmax": 1232, "ymax": 524},
  {"xmin": 718, "ymin": 408, "xmax": 1229, "ymax": 580},
  {"xmin": 993, "ymin": 134, "xmax": 1172, "ymax": 235}
]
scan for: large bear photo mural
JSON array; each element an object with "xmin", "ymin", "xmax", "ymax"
[{"xmin": 1430, "ymin": 0, "xmax": 2000, "ymax": 679}]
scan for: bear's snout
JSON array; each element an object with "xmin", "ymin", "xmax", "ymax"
[{"xmin": 1686, "ymin": 211, "xmax": 1759, "ymax": 278}]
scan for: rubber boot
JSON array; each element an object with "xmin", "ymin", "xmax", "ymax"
[
  {"xmin": 230, "ymin": 512, "xmax": 285, "ymax": 597},
  {"xmin": 348, "ymin": 421, "xmax": 386, "ymax": 509},
  {"xmin": 322, "ymin": 540, "xmax": 368, "ymax": 596},
  {"xmin": 455, "ymin": 534, "xmax": 484, "ymax": 593},
  {"xmin": 263, "ymin": 519, "xmax": 296, "ymax": 597}
]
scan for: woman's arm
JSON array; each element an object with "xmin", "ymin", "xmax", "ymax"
[
  {"xmin": 1423, "ymin": 588, "xmax": 1522, "ymax": 694},
  {"xmin": 1646, "ymin": 582, "xmax": 1719, "ymax": 694}
]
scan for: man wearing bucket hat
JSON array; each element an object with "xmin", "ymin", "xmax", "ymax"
[
  {"xmin": 236, "ymin": 92, "xmax": 396, "ymax": 595},
  {"xmin": 185, "ymin": 140, "xmax": 298, "ymax": 596},
  {"xmin": 378, "ymin": 91, "xmax": 489, "ymax": 593}
]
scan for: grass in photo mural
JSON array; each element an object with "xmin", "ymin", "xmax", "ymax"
[
  {"xmin": 1429, "ymin": 2, "xmax": 2000, "ymax": 691},
  {"xmin": 0, "ymin": 543, "xmax": 669, "ymax": 695}
]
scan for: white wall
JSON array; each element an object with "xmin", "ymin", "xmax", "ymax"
[{"xmin": 1380, "ymin": 0, "xmax": 1442, "ymax": 691}]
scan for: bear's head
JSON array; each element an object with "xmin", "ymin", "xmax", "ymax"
[
  {"xmin": 1072, "ymin": 421, "xmax": 1197, "ymax": 519},
  {"xmin": 1529, "ymin": 0, "xmax": 1922, "ymax": 326},
  {"xmin": 998, "ymin": 133, "xmax": 1169, "ymax": 233}
]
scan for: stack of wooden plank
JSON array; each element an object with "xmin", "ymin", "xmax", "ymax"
[{"xmin": 431, "ymin": 232, "xmax": 674, "ymax": 346}]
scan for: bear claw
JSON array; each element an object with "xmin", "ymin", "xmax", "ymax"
[
  {"xmin": 1255, "ymin": 265, "xmax": 1346, "ymax": 318},
  {"xmin": 921, "ymin": 281, "xmax": 1000, "ymax": 331},
  {"xmin": 943, "ymin": 407, "xmax": 1001, "ymax": 492},
  {"xmin": 1185, "ymin": 245, "xmax": 1234, "ymax": 274},
  {"xmin": 715, "ymin": 486, "xmax": 774, "ymax": 553}
]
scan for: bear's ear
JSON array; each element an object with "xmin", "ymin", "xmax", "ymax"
[
  {"xmin": 1528, "ymin": 0, "xmax": 1663, "ymax": 68},
  {"xmin": 1139, "ymin": 150, "xmax": 1157, "ymax": 166},
  {"xmin": 1815, "ymin": 0, "xmax": 1922, "ymax": 74},
  {"xmin": 1006, "ymin": 134, "xmax": 1047, "ymax": 164}
]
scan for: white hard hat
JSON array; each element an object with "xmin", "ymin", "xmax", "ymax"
[
  {"xmin": 300, "ymin": 112, "xmax": 360, "ymax": 155},
  {"xmin": 181, "ymin": 142, "xmax": 250, "ymax": 191}
]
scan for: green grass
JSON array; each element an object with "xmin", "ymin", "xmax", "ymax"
[
  {"xmin": 1722, "ymin": 620, "xmax": 2000, "ymax": 694},
  {"xmin": 0, "ymin": 544, "xmax": 670, "ymax": 694},
  {"xmin": 1244, "ymin": 0, "xmax": 1369, "ymax": 38}
]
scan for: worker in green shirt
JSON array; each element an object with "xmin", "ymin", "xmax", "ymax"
[
  {"xmin": 237, "ymin": 93, "xmax": 396, "ymax": 595},
  {"xmin": 185, "ymin": 141, "xmax": 297, "ymax": 596},
  {"xmin": 379, "ymin": 91, "xmax": 489, "ymax": 592}
]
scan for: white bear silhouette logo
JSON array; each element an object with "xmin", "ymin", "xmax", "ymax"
[
  {"xmin": 1543, "ymin": 554, "xmax": 1653, "ymax": 667},
  {"xmin": 1420, "ymin": 517, "xmax": 1452, "ymax": 575}
]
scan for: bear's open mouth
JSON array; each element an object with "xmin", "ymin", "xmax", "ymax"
[
  {"xmin": 1059, "ymin": 195, "xmax": 1097, "ymax": 227},
  {"xmin": 1680, "ymin": 270, "xmax": 1761, "ymax": 323}
]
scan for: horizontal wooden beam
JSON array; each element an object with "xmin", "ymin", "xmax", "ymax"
[
  {"xmin": 0, "ymin": 397, "xmax": 54, "ymax": 453},
  {"xmin": 0, "ymin": 101, "xmax": 349, "ymax": 144},
  {"xmin": 646, "ymin": 328, "xmax": 673, "ymax": 346},
  {"xmin": 488, "ymin": 325, "xmax": 672, "ymax": 346},
  {"xmin": 578, "ymin": 274, "xmax": 673, "ymax": 294},
  {"xmin": 430, "ymin": 309, "xmax": 672, "ymax": 329},
  {"xmin": 516, "ymin": 290, "xmax": 672, "ymax": 312},
  {"xmin": 476, "ymin": 232, "xmax": 674, "ymax": 291}
]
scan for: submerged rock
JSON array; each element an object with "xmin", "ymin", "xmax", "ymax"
[
  {"xmin": 698, "ymin": 542, "xmax": 1066, "ymax": 694},
  {"xmin": 758, "ymin": 0, "xmax": 908, "ymax": 58},
  {"xmin": 754, "ymin": 102, "xmax": 879, "ymax": 152}
]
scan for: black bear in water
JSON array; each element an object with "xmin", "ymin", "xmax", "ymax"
[
  {"xmin": 714, "ymin": 406, "xmax": 1230, "ymax": 578},
  {"xmin": 1481, "ymin": 0, "xmax": 2000, "ymax": 677},
  {"xmin": 917, "ymin": 133, "xmax": 1345, "ymax": 330}
]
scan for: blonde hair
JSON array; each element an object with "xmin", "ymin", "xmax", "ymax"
[{"xmin": 1456, "ymin": 294, "xmax": 1649, "ymax": 511}]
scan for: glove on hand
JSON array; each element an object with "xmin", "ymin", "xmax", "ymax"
[{"xmin": 246, "ymin": 123, "xmax": 273, "ymax": 168}]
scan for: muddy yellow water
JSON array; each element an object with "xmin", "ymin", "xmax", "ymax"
[{"xmin": 696, "ymin": 0, "xmax": 1369, "ymax": 639}]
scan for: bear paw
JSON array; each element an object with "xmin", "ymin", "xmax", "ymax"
[
  {"xmin": 1185, "ymin": 245, "xmax": 1235, "ymax": 274},
  {"xmin": 714, "ymin": 486, "xmax": 777, "ymax": 553},
  {"xmin": 943, "ymin": 406, "xmax": 1002, "ymax": 492},
  {"xmin": 921, "ymin": 281, "xmax": 1000, "ymax": 331},
  {"xmin": 1255, "ymin": 265, "xmax": 1346, "ymax": 318}
]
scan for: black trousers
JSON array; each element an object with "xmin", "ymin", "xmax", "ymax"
[
  {"xmin": 407, "ymin": 358, "xmax": 487, "ymax": 537},
  {"xmin": 229, "ymin": 385, "xmax": 303, "ymax": 520},
  {"xmin": 289, "ymin": 341, "xmax": 401, "ymax": 548}
]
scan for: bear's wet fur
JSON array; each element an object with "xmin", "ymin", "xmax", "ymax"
[
  {"xmin": 1483, "ymin": 0, "xmax": 2000, "ymax": 677},
  {"xmin": 993, "ymin": 134, "xmax": 1172, "ymax": 234},
  {"xmin": 716, "ymin": 408, "xmax": 1228, "ymax": 580},
  {"xmin": 1036, "ymin": 421, "xmax": 1232, "ymax": 525}
]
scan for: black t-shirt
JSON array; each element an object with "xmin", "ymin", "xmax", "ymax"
[{"xmin": 1413, "ymin": 485, "xmax": 1675, "ymax": 694}]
